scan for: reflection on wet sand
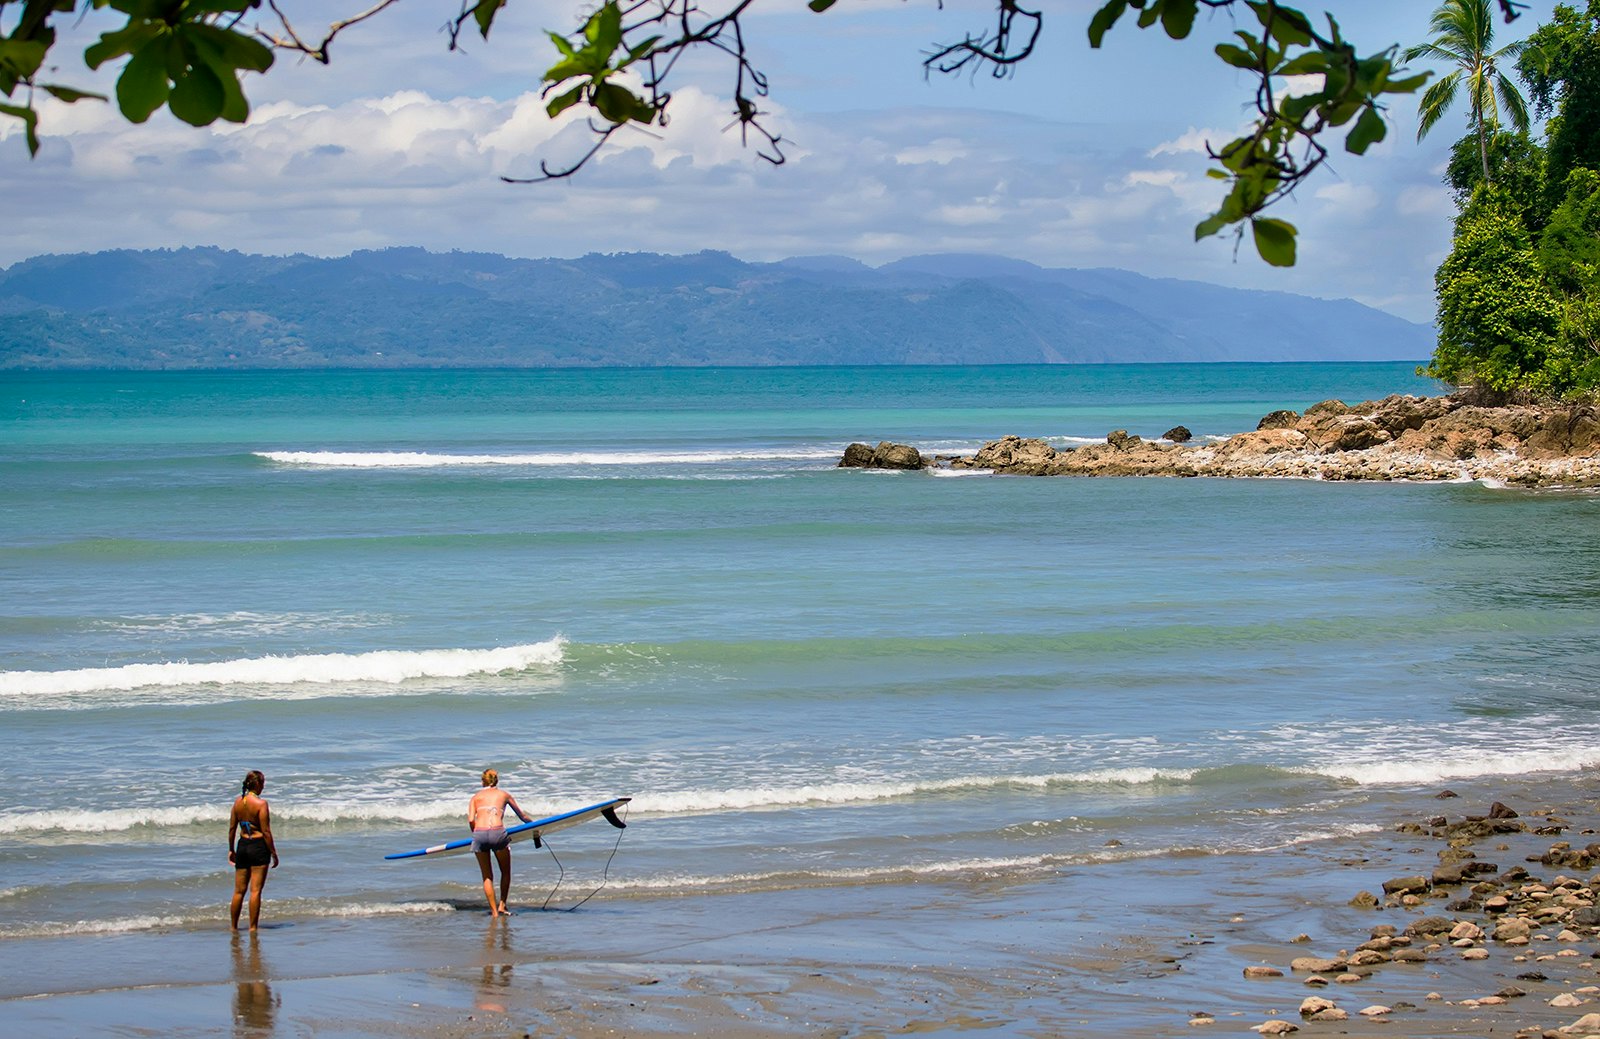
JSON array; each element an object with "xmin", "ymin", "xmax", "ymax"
[
  {"xmin": 230, "ymin": 933, "xmax": 278, "ymax": 1037},
  {"xmin": 477, "ymin": 916, "xmax": 513, "ymax": 1014}
]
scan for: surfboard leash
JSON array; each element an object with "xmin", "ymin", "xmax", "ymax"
[{"xmin": 537, "ymin": 800, "xmax": 630, "ymax": 911}]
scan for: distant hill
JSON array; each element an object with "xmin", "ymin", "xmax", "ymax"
[{"xmin": 0, "ymin": 247, "xmax": 1434, "ymax": 369}]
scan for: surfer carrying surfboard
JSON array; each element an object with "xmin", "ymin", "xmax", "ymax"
[{"xmin": 467, "ymin": 768, "xmax": 531, "ymax": 916}]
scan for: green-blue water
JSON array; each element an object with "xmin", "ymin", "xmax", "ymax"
[{"xmin": 5, "ymin": 363, "xmax": 1600, "ymax": 940}]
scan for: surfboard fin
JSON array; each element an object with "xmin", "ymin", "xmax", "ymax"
[{"xmin": 602, "ymin": 806, "xmax": 627, "ymax": 829}]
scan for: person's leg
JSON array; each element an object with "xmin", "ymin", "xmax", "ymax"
[
  {"xmin": 231, "ymin": 868, "xmax": 249, "ymax": 929},
  {"xmin": 475, "ymin": 849, "xmax": 499, "ymax": 915},
  {"xmin": 247, "ymin": 865, "xmax": 269, "ymax": 930},
  {"xmin": 495, "ymin": 847, "xmax": 512, "ymax": 912}
]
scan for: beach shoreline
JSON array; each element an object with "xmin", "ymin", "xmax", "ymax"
[{"xmin": 11, "ymin": 772, "xmax": 1600, "ymax": 1038}]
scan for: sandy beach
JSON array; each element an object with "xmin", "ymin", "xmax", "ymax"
[{"xmin": 9, "ymin": 770, "xmax": 1600, "ymax": 1038}]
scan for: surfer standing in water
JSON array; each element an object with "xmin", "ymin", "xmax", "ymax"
[
  {"xmin": 228, "ymin": 770, "xmax": 279, "ymax": 930},
  {"xmin": 468, "ymin": 768, "xmax": 531, "ymax": 917}
]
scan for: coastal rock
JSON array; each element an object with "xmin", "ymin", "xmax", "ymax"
[
  {"xmin": 1163, "ymin": 426, "xmax": 1193, "ymax": 443},
  {"xmin": 1244, "ymin": 966, "xmax": 1284, "ymax": 978},
  {"xmin": 1407, "ymin": 916, "xmax": 1455, "ymax": 938},
  {"xmin": 1383, "ymin": 875, "xmax": 1431, "ymax": 896},
  {"xmin": 838, "ymin": 441, "xmax": 924, "ymax": 470},
  {"xmin": 1305, "ymin": 415, "xmax": 1392, "ymax": 453},
  {"xmin": 1496, "ymin": 919, "xmax": 1536, "ymax": 942},
  {"xmin": 1253, "ymin": 1021, "xmax": 1298, "ymax": 1035},
  {"xmin": 1561, "ymin": 1012, "xmax": 1600, "ymax": 1033},
  {"xmin": 839, "ymin": 442, "xmax": 875, "ymax": 467},
  {"xmin": 1491, "ymin": 801, "xmax": 1522, "ymax": 819},
  {"xmin": 1299, "ymin": 996, "xmax": 1337, "ymax": 1017},
  {"xmin": 1524, "ymin": 406, "xmax": 1600, "ymax": 459},
  {"xmin": 931, "ymin": 395, "xmax": 1600, "ymax": 485},
  {"xmin": 1291, "ymin": 957, "xmax": 1347, "ymax": 973},
  {"xmin": 1349, "ymin": 891, "xmax": 1379, "ymax": 909}
]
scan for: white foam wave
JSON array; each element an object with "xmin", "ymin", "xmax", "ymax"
[
  {"xmin": 0, "ymin": 901, "xmax": 456, "ymax": 938},
  {"xmin": 0, "ymin": 640, "xmax": 565, "ymax": 698},
  {"xmin": 632, "ymin": 768, "xmax": 1195, "ymax": 815},
  {"xmin": 257, "ymin": 449, "xmax": 840, "ymax": 468},
  {"xmin": 0, "ymin": 914, "xmax": 192, "ymax": 939},
  {"xmin": 0, "ymin": 769, "xmax": 1193, "ymax": 836},
  {"xmin": 309, "ymin": 901, "xmax": 454, "ymax": 918},
  {"xmin": 0, "ymin": 795, "xmax": 480, "ymax": 836},
  {"xmin": 1313, "ymin": 747, "xmax": 1600, "ymax": 786}
]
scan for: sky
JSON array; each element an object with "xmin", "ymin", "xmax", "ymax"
[{"xmin": 0, "ymin": 0, "xmax": 1556, "ymax": 323}]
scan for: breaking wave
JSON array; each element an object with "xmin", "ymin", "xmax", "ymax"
[{"xmin": 0, "ymin": 640, "xmax": 565, "ymax": 699}]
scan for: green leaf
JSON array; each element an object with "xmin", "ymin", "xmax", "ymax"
[
  {"xmin": 216, "ymin": 65, "xmax": 248, "ymax": 122},
  {"xmin": 0, "ymin": 100, "xmax": 40, "ymax": 155},
  {"xmin": 1195, "ymin": 210, "xmax": 1232, "ymax": 240},
  {"xmin": 168, "ymin": 61, "xmax": 225, "ymax": 126},
  {"xmin": 1088, "ymin": 1, "xmax": 1128, "ymax": 48},
  {"xmin": 593, "ymin": 80, "xmax": 649, "ymax": 124},
  {"xmin": 808, "ymin": 0, "xmax": 838, "ymax": 10},
  {"xmin": 1215, "ymin": 43, "xmax": 1256, "ymax": 70},
  {"xmin": 1383, "ymin": 72, "xmax": 1429, "ymax": 94},
  {"xmin": 0, "ymin": 40, "xmax": 49, "ymax": 79},
  {"xmin": 40, "ymin": 84, "xmax": 107, "ymax": 104},
  {"xmin": 86, "ymin": 23, "xmax": 162, "ymax": 71},
  {"xmin": 546, "ymin": 31, "xmax": 577, "ymax": 59},
  {"xmin": 1277, "ymin": 52, "xmax": 1328, "ymax": 77},
  {"xmin": 1344, "ymin": 105, "xmax": 1386, "ymax": 154},
  {"xmin": 586, "ymin": 2, "xmax": 623, "ymax": 53},
  {"xmin": 1251, "ymin": 217, "xmax": 1297, "ymax": 266},
  {"xmin": 545, "ymin": 84, "xmax": 584, "ymax": 118},
  {"xmin": 1159, "ymin": 0, "xmax": 1197, "ymax": 40},
  {"xmin": 116, "ymin": 42, "xmax": 171, "ymax": 123},
  {"xmin": 186, "ymin": 24, "xmax": 274, "ymax": 74},
  {"xmin": 473, "ymin": 0, "xmax": 509, "ymax": 38}
]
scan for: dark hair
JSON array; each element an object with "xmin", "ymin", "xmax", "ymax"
[{"xmin": 242, "ymin": 770, "xmax": 265, "ymax": 795}]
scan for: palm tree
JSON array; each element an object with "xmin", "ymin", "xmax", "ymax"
[{"xmin": 1406, "ymin": 0, "xmax": 1532, "ymax": 183}]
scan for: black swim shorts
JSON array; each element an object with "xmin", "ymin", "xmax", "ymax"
[{"xmin": 234, "ymin": 837, "xmax": 271, "ymax": 869}]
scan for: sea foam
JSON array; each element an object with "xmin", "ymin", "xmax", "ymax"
[
  {"xmin": 0, "ymin": 639, "xmax": 565, "ymax": 698},
  {"xmin": 256, "ymin": 449, "xmax": 840, "ymax": 468}
]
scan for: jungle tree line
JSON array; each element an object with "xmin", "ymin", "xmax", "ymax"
[{"xmin": 1412, "ymin": 0, "xmax": 1600, "ymax": 397}]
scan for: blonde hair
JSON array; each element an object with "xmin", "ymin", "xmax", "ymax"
[{"xmin": 481, "ymin": 768, "xmax": 499, "ymax": 787}]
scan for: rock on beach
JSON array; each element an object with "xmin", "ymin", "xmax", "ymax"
[{"xmin": 840, "ymin": 395, "xmax": 1600, "ymax": 487}]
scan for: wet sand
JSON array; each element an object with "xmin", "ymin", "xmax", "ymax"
[{"xmin": 8, "ymin": 774, "xmax": 1600, "ymax": 1038}]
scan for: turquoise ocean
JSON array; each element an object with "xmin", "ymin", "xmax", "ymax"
[{"xmin": 4, "ymin": 363, "xmax": 1600, "ymax": 947}]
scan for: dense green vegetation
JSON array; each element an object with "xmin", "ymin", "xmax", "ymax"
[{"xmin": 1421, "ymin": 0, "xmax": 1600, "ymax": 396}]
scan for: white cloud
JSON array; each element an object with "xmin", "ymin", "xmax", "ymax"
[
  {"xmin": 1148, "ymin": 126, "xmax": 1234, "ymax": 157},
  {"xmin": 1314, "ymin": 182, "xmax": 1381, "ymax": 214}
]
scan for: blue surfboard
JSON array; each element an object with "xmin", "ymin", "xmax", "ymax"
[{"xmin": 385, "ymin": 796, "xmax": 631, "ymax": 860}]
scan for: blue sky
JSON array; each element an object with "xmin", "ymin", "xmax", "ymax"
[{"xmin": 0, "ymin": 1, "xmax": 1553, "ymax": 322}]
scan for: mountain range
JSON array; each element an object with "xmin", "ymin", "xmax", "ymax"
[{"xmin": 0, "ymin": 247, "xmax": 1434, "ymax": 368}]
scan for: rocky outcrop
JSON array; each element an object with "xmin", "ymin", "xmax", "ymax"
[
  {"xmin": 846, "ymin": 395, "xmax": 1600, "ymax": 488},
  {"xmin": 838, "ymin": 441, "xmax": 926, "ymax": 470}
]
